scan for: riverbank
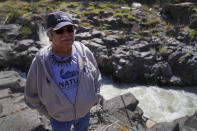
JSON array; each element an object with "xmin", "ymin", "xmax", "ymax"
[
  {"xmin": 0, "ymin": 72, "xmax": 196, "ymax": 131},
  {"xmin": 101, "ymin": 76, "xmax": 197, "ymax": 122},
  {"xmin": 0, "ymin": 0, "xmax": 197, "ymax": 130},
  {"xmin": 0, "ymin": 1, "xmax": 197, "ymax": 86}
]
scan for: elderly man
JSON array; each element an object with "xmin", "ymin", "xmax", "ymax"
[{"xmin": 24, "ymin": 11, "xmax": 102, "ymax": 131}]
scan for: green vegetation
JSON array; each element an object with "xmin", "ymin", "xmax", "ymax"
[
  {"xmin": 121, "ymin": 8, "xmax": 130, "ymax": 13},
  {"xmin": 80, "ymin": 22, "xmax": 91, "ymax": 27},
  {"xmin": 99, "ymin": 3, "xmax": 111, "ymax": 10},
  {"xmin": 5, "ymin": 3, "xmax": 23, "ymax": 20},
  {"xmin": 193, "ymin": 8, "xmax": 197, "ymax": 12},
  {"xmin": 0, "ymin": 0, "xmax": 195, "ymax": 44},
  {"xmin": 59, "ymin": 3, "xmax": 67, "ymax": 11},
  {"xmin": 20, "ymin": 26, "xmax": 32, "ymax": 39},
  {"xmin": 165, "ymin": 23, "xmax": 172, "ymax": 30},
  {"xmin": 145, "ymin": 19, "xmax": 159, "ymax": 28},
  {"xmin": 113, "ymin": 13, "xmax": 124, "ymax": 18},
  {"xmin": 127, "ymin": 15, "xmax": 136, "ymax": 21},
  {"xmin": 68, "ymin": 2, "xmax": 78, "ymax": 8},
  {"xmin": 118, "ymin": 34, "xmax": 126, "ymax": 39},
  {"xmin": 83, "ymin": 9, "xmax": 100, "ymax": 16},
  {"xmin": 142, "ymin": 5, "xmax": 151, "ymax": 12},
  {"xmin": 153, "ymin": 4, "xmax": 160, "ymax": 9},
  {"xmin": 188, "ymin": 51, "xmax": 194, "ymax": 55},
  {"xmin": 105, "ymin": 31, "xmax": 112, "ymax": 36},
  {"xmin": 153, "ymin": 32, "xmax": 159, "ymax": 36},
  {"xmin": 118, "ymin": 125, "xmax": 130, "ymax": 131},
  {"xmin": 189, "ymin": 29, "xmax": 197, "ymax": 40},
  {"xmin": 159, "ymin": 46, "xmax": 168, "ymax": 54},
  {"xmin": 3, "ymin": 36, "xmax": 9, "ymax": 43},
  {"xmin": 136, "ymin": 34, "xmax": 142, "ymax": 38}
]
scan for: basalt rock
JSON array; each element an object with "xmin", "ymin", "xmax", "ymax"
[
  {"xmin": 0, "ymin": 71, "xmax": 25, "ymax": 93},
  {"xmin": 148, "ymin": 112, "xmax": 197, "ymax": 131},
  {"xmin": 91, "ymin": 92, "xmax": 146, "ymax": 131},
  {"xmin": 0, "ymin": 24, "xmax": 21, "ymax": 42},
  {"xmin": 161, "ymin": 2, "xmax": 197, "ymax": 24}
]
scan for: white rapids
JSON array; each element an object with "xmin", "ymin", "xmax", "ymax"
[{"xmin": 100, "ymin": 77, "xmax": 197, "ymax": 122}]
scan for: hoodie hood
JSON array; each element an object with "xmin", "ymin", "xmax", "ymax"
[{"xmin": 36, "ymin": 44, "xmax": 51, "ymax": 63}]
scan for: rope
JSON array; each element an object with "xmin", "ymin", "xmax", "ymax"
[
  {"xmin": 100, "ymin": 113, "xmax": 141, "ymax": 131},
  {"xmin": 120, "ymin": 95, "xmax": 133, "ymax": 127},
  {"xmin": 99, "ymin": 95, "xmax": 146, "ymax": 131},
  {"xmin": 102, "ymin": 120, "xmax": 119, "ymax": 131}
]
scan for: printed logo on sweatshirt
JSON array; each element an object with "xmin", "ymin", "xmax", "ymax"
[
  {"xmin": 58, "ymin": 69, "xmax": 78, "ymax": 90},
  {"xmin": 60, "ymin": 69, "xmax": 78, "ymax": 79}
]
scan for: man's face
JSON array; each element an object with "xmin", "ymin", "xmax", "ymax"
[{"xmin": 50, "ymin": 25, "xmax": 75, "ymax": 50}]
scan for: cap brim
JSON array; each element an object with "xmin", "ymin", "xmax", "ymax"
[{"xmin": 53, "ymin": 22, "xmax": 74, "ymax": 30}]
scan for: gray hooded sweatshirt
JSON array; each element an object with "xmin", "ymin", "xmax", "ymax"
[{"xmin": 24, "ymin": 42, "xmax": 101, "ymax": 121}]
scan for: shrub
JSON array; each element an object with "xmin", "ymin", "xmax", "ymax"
[
  {"xmin": 188, "ymin": 50, "xmax": 194, "ymax": 55},
  {"xmin": 142, "ymin": 5, "xmax": 150, "ymax": 12},
  {"xmin": 68, "ymin": 2, "xmax": 78, "ymax": 8},
  {"xmin": 89, "ymin": 5, "xmax": 95, "ymax": 10},
  {"xmin": 6, "ymin": 4, "xmax": 23, "ymax": 20},
  {"xmin": 59, "ymin": 3, "xmax": 67, "ymax": 10},
  {"xmin": 165, "ymin": 23, "xmax": 172, "ymax": 30},
  {"xmin": 105, "ymin": 31, "xmax": 112, "ymax": 36},
  {"xmin": 153, "ymin": 4, "xmax": 160, "ymax": 9},
  {"xmin": 113, "ymin": 13, "xmax": 123, "ymax": 18},
  {"xmin": 20, "ymin": 26, "xmax": 32, "ymax": 39},
  {"xmin": 159, "ymin": 46, "xmax": 168, "ymax": 54},
  {"xmin": 121, "ymin": 8, "xmax": 130, "ymax": 13},
  {"xmin": 80, "ymin": 22, "xmax": 90, "ymax": 27},
  {"xmin": 128, "ymin": 15, "xmax": 136, "ymax": 21},
  {"xmin": 83, "ymin": 9, "xmax": 100, "ymax": 16},
  {"xmin": 30, "ymin": 2, "xmax": 40, "ymax": 13},
  {"xmin": 118, "ymin": 34, "xmax": 126, "ymax": 39},
  {"xmin": 99, "ymin": 3, "xmax": 110, "ymax": 10},
  {"xmin": 153, "ymin": 32, "xmax": 159, "ymax": 36},
  {"xmin": 145, "ymin": 19, "xmax": 159, "ymax": 28},
  {"xmin": 189, "ymin": 29, "xmax": 197, "ymax": 40}
]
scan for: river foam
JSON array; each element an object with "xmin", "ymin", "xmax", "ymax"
[{"xmin": 100, "ymin": 77, "xmax": 197, "ymax": 122}]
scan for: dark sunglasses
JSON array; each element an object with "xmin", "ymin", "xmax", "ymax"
[{"xmin": 55, "ymin": 25, "xmax": 74, "ymax": 34}]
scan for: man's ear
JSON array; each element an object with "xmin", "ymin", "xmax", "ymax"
[{"xmin": 47, "ymin": 31, "xmax": 53, "ymax": 41}]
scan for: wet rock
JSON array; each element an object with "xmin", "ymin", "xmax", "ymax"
[
  {"xmin": 103, "ymin": 93, "xmax": 139, "ymax": 112},
  {"xmin": 89, "ymin": 93, "xmax": 146, "ymax": 131},
  {"xmin": 148, "ymin": 112, "xmax": 197, "ymax": 131},
  {"xmin": 189, "ymin": 13, "xmax": 197, "ymax": 29},
  {"xmin": 161, "ymin": 2, "xmax": 196, "ymax": 24},
  {"xmin": 182, "ymin": 112, "xmax": 197, "ymax": 130},
  {"xmin": 0, "ymin": 24, "xmax": 21, "ymax": 42},
  {"xmin": 168, "ymin": 51, "xmax": 197, "ymax": 86},
  {"xmin": 103, "ymin": 93, "xmax": 143, "ymax": 126}
]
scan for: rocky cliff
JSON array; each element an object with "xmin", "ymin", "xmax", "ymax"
[{"xmin": 0, "ymin": 0, "xmax": 197, "ymax": 131}]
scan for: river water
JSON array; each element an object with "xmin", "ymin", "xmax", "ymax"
[{"xmin": 100, "ymin": 76, "xmax": 197, "ymax": 123}]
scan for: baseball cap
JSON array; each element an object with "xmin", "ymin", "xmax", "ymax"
[{"xmin": 47, "ymin": 11, "xmax": 74, "ymax": 30}]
